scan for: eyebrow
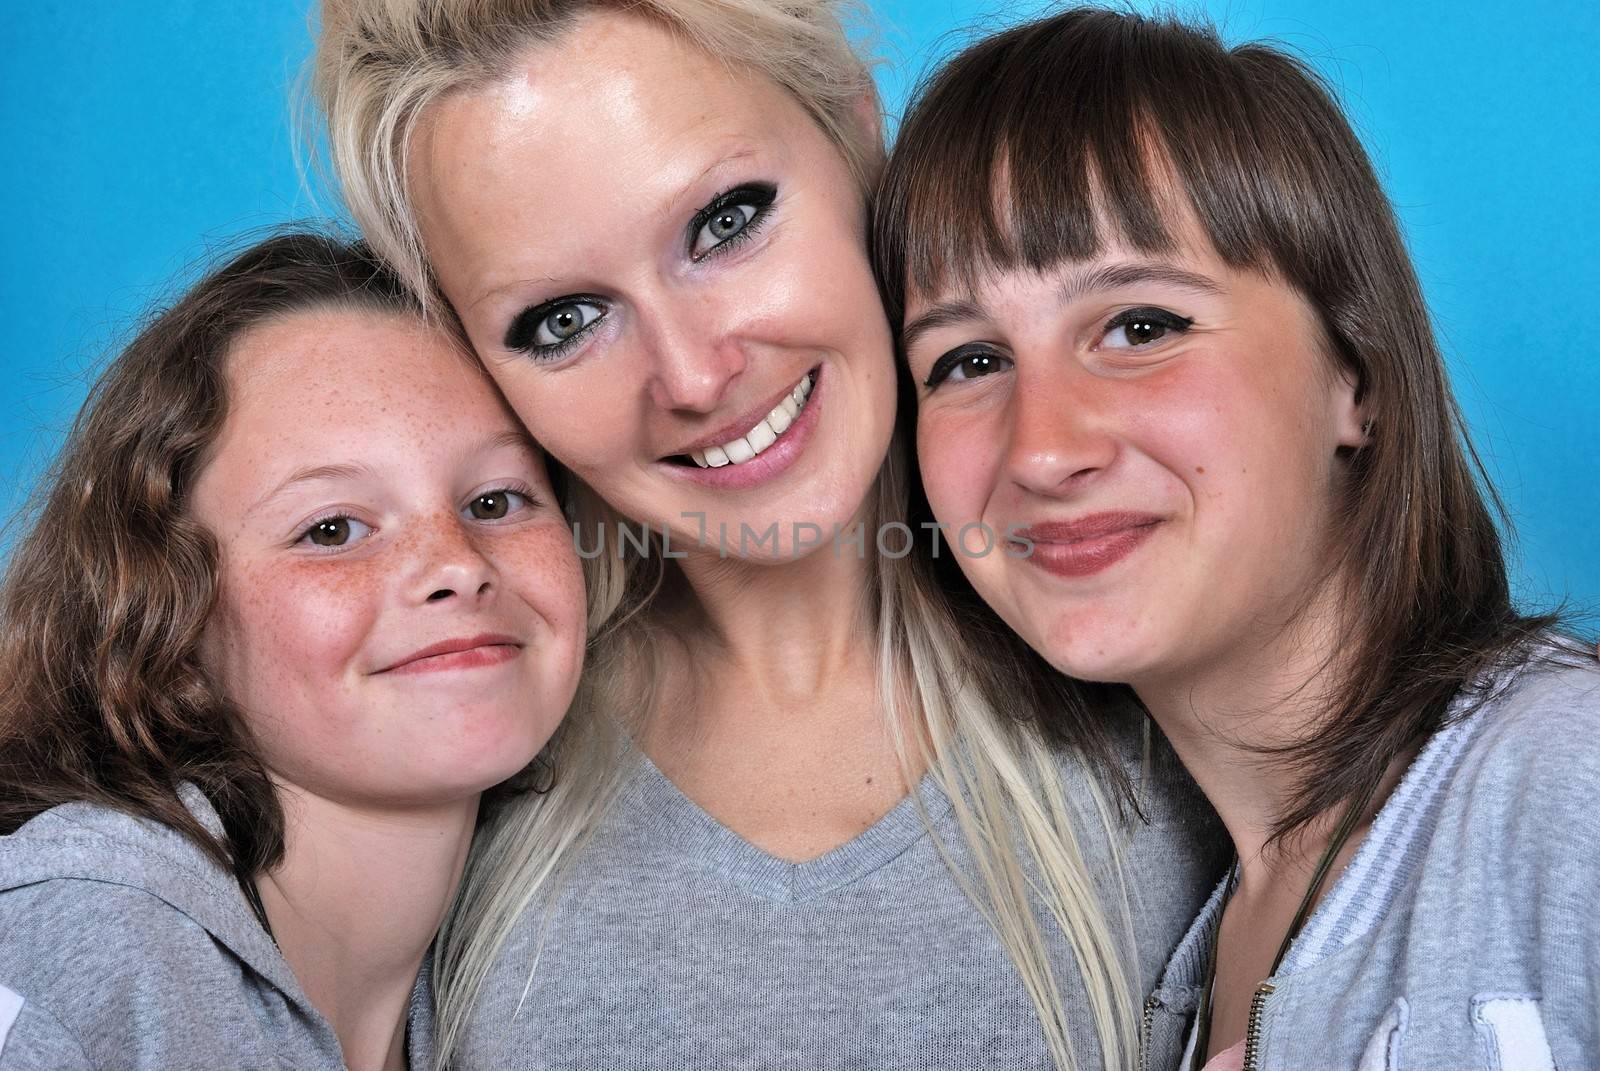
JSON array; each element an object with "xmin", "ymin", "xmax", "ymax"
[
  {"xmin": 900, "ymin": 262, "xmax": 1224, "ymax": 354},
  {"xmin": 466, "ymin": 147, "xmax": 765, "ymax": 314},
  {"xmin": 248, "ymin": 431, "xmax": 540, "ymax": 516},
  {"xmin": 250, "ymin": 462, "xmax": 377, "ymax": 515}
]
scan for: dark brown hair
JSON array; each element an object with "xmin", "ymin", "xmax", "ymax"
[
  {"xmin": 0, "ymin": 230, "xmax": 423, "ymax": 880},
  {"xmin": 874, "ymin": 7, "xmax": 1565, "ymax": 839}
]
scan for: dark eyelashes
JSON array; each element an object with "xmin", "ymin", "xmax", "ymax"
[
  {"xmin": 502, "ymin": 182, "xmax": 780, "ymax": 359},
  {"xmin": 503, "ymin": 292, "xmax": 607, "ymax": 356},
  {"xmin": 686, "ymin": 182, "xmax": 778, "ymax": 259},
  {"xmin": 1105, "ymin": 306, "xmax": 1195, "ymax": 337},
  {"xmin": 925, "ymin": 344, "xmax": 1005, "ymax": 388}
]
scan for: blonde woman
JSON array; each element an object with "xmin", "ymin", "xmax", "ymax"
[{"xmin": 313, "ymin": 3, "xmax": 1224, "ymax": 1069}]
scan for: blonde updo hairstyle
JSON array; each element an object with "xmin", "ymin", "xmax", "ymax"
[{"xmin": 314, "ymin": 5, "xmax": 1147, "ymax": 1069}]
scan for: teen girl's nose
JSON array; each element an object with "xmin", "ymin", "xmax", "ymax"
[
  {"xmin": 1003, "ymin": 360, "xmax": 1116, "ymax": 499},
  {"xmin": 642, "ymin": 296, "xmax": 749, "ymax": 414},
  {"xmin": 407, "ymin": 519, "xmax": 500, "ymax": 606}
]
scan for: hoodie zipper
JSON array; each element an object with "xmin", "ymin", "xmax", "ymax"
[
  {"xmin": 1139, "ymin": 994, "xmax": 1159, "ymax": 1071},
  {"xmin": 1241, "ymin": 982, "xmax": 1275, "ymax": 1071}
]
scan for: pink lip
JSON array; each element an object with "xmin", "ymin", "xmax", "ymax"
[
  {"xmin": 375, "ymin": 633, "xmax": 522, "ymax": 675},
  {"xmin": 660, "ymin": 363, "xmax": 824, "ymax": 492},
  {"xmin": 1011, "ymin": 512, "xmax": 1163, "ymax": 579}
]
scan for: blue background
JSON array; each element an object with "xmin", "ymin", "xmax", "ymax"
[{"xmin": 2, "ymin": 1, "xmax": 1594, "ymax": 613}]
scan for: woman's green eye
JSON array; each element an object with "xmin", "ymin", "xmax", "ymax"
[
  {"xmin": 689, "ymin": 184, "xmax": 777, "ymax": 260},
  {"xmin": 708, "ymin": 205, "xmax": 752, "ymax": 241},
  {"xmin": 536, "ymin": 302, "xmax": 604, "ymax": 346}
]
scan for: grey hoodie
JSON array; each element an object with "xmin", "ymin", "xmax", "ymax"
[
  {"xmin": 0, "ymin": 784, "xmax": 435, "ymax": 1070},
  {"xmin": 1140, "ymin": 649, "xmax": 1600, "ymax": 1071}
]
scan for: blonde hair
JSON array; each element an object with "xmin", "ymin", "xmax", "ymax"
[{"xmin": 312, "ymin": 4, "xmax": 1141, "ymax": 1068}]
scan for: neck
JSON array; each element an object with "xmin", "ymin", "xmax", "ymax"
[
  {"xmin": 257, "ymin": 786, "xmax": 478, "ymax": 1071},
  {"xmin": 1134, "ymin": 587, "xmax": 1362, "ymax": 871},
  {"xmin": 668, "ymin": 513, "xmax": 877, "ymax": 704}
]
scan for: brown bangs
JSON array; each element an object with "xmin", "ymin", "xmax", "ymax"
[{"xmin": 875, "ymin": 7, "xmax": 1380, "ymax": 334}]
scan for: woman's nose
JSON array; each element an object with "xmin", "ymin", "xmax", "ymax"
[{"xmin": 642, "ymin": 299, "xmax": 748, "ymax": 414}]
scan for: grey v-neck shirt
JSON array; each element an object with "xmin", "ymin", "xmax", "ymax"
[{"xmin": 459, "ymin": 719, "xmax": 1225, "ymax": 1070}]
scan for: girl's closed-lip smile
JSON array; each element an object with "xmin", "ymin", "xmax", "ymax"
[
  {"xmin": 375, "ymin": 633, "xmax": 524, "ymax": 675},
  {"xmin": 1013, "ymin": 513, "xmax": 1163, "ymax": 579}
]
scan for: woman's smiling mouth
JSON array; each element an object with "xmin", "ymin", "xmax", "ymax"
[{"xmin": 660, "ymin": 365, "xmax": 824, "ymax": 490}]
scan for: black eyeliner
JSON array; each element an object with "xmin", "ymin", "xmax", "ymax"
[
  {"xmin": 503, "ymin": 293, "xmax": 608, "ymax": 357},
  {"xmin": 686, "ymin": 182, "xmax": 778, "ymax": 260},
  {"xmin": 925, "ymin": 344, "xmax": 1008, "ymax": 388}
]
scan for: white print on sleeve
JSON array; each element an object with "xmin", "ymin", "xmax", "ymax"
[
  {"xmin": 0, "ymin": 983, "xmax": 24, "ymax": 1054},
  {"xmin": 1472, "ymin": 994, "xmax": 1557, "ymax": 1071},
  {"xmin": 1357, "ymin": 997, "xmax": 1409, "ymax": 1071}
]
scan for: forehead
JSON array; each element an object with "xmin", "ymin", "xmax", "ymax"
[
  {"xmin": 413, "ymin": 12, "xmax": 831, "ymax": 299},
  {"xmin": 218, "ymin": 308, "xmax": 507, "ymax": 451}
]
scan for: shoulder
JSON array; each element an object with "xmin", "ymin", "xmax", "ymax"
[
  {"xmin": 0, "ymin": 876, "xmax": 239, "ymax": 1000},
  {"xmin": 1431, "ymin": 647, "xmax": 1600, "ymax": 870},
  {"xmin": 0, "ymin": 878, "xmax": 258, "ymax": 1070},
  {"xmin": 1451, "ymin": 648, "xmax": 1600, "ymax": 809},
  {"xmin": 0, "ymin": 983, "xmax": 94, "ymax": 1071}
]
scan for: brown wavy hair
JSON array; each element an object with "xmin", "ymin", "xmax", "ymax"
[
  {"xmin": 0, "ymin": 230, "xmax": 422, "ymax": 880},
  {"xmin": 873, "ymin": 7, "xmax": 1570, "ymax": 841}
]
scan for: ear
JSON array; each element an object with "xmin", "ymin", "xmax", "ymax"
[{"xmin": 1330, "ymin": 365, "xmax": 1371, "ymax": 452}]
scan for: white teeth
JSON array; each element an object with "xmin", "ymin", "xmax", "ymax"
[
  {"xmin": 766, "ymin": 399, "xmax": 794, "ymax": 436},
  {"xmin": 688, "ymin": 371, "xmax": 814, "ymax": 469},
  {"xmin": 746, "ymin": 419, "xmax": 778, "ymax": 452}
]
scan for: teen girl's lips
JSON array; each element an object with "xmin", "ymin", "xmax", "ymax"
[
  {"xmin": 1011, "ymin": 512, "xmax": 1163, "ymax": 579},
  {"xmin": 658, "ymin": 364, "xmax": 823, "ymax": 491},
  {"xmin": 374, "ymin": 634, "xmax": 522, "ymax": 675}
]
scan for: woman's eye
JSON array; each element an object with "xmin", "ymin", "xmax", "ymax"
[
  {"xmin": 689, "ymin": 184, "xmax": 777, "ymax": 260},
  {"xmin": 504, "ymin": 297, "xmax": 608, "ymax": 357},
  {"xmin": 925, "ymin": 347, "xmax": 1013, "ymax": 388},
  {"xmin": 299, "ymin": 515, "xmax": 372, "ymax": 549},
  {"xmin": 534, "ymin": 301, "xmax": 605, "ymax": 347},
  {"xmin": 1100, "ymin": 307, "xmax": 1194, "ymax": 349},
  {"xmin": 465, "ymin": 489, "xmax": 531, "ymax": 521}
]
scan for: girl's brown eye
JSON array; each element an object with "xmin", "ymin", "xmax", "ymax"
[
  {"xmin": 470, "ymin": 493, "xmax": 510, "ymax": 520},
  {"xmin": 309, "ymin": 518, "xmax": 351, "ymax": 546},
  {"xmin": 1101, "ymin": 307, "xmax": 1194, "ymax": 349}
]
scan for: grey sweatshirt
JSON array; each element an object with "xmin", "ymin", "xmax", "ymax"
[
  {"xmin": 0, "ymin": 784, "xmax": 435, "ymax": 1070},
  {"xmin": 459, "ymin": 710, "xmax": 1227, "ymax": 1070},
  {"xmin": 1142, "ymin": 650, "xmax": 1600, "ymax": 1071}
]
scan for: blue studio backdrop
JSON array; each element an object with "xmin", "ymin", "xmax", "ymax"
[{"xmin": 2, "ymin": 1, "xmax": 1595, "ymax": 612}]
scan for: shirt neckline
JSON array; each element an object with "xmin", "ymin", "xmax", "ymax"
[{"xmin": 619, "ymin": 750, "xmax": 956, "ymax": 902}]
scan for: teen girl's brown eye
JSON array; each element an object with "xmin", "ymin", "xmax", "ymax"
[
  {"xmin": 1100, "ymin": 307, "xmax": 1195, "ymax": 349},
  {"xmin": 924, "ymin": 345, "xmax": 1014, "ymax": 389}
]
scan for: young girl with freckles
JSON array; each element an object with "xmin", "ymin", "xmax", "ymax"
[
  {"xmin": 0, "ymin": 232, "xmax": 586, "ymax": 1071},
  {"xmin": 876, "ymin": 9, "xmax": 1600, "ymax": 1070},
  {"xmin": 313, "ymin": 2, "xmax": 1225, "ymax": 1069}
]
